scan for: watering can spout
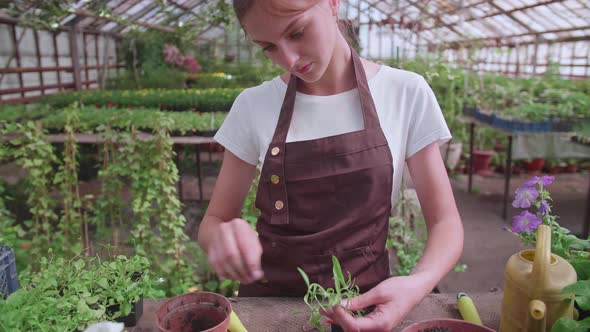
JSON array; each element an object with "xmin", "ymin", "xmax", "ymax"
[{"xmin": 526, "ymin": 299, "xmax": 546, "ymax": 332}]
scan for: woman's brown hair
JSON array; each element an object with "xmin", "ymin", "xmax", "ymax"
[{"xmin": 232, "ymin": 0, "xmax": 358, "ymax": 49}]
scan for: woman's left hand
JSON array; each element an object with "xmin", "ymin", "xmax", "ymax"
[{"xmin": 323, "ymin": 275, "xmax": 432, "ymax": 332}]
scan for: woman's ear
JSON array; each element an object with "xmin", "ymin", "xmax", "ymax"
[{"xmin": 329, "ymin": 0, "xmax": 340, "ymax": 16}]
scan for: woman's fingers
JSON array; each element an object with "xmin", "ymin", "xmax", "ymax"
[
  {"xmin": 234, "ymin": 220, "xmax": 264, "ymax": 282},
  {"xmin": 208, "ymin": 219, "xmax": 263, "ymax": 283}
]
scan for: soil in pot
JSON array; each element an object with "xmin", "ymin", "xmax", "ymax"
[
  {"xmin": 156, "ymin": 292, "xmax": 231, "ymax": 332},
  {"xmin": 162, "ymin": 303, "xmax": 227, "ymax": 332}
]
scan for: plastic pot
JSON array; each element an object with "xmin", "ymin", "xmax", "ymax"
[
  {"xmin": 155, "ymin": 292, "xmax": 232, "ymax": 332},
  {"xmin": 401, "ymin": 318, "xmax": 495, "ymax": 332},
  {"xmin": 472, "ymin": 150, "xmax": 495, "ymax": 176}
]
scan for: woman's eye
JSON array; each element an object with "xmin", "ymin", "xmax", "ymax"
[
  {"xmin": 291, "ymin": 29, "xmax": 304, "ymax": 39},
  {"xmin": 263, "ymin": 45, "xmax": 275, "ymax": 52}
]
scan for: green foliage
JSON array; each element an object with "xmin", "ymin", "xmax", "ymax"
[
  {"xmin": 0, "ymin": 105, "xmax": 227, "ymax": 135},
  {"xmin": 241, "ymin": 169, "xmax": 261, "ymax": 227},
  {"xmin": 3, "ymin": 121, "xmax": 60, "ymax": 270},
  {"xmin": 298, "ymin": 256, "xmax": 363, "ymax": 332},
  {"xmin": 0, "ymin": 254, "xmax": 152, "ymax": 332},
  {"xmin": 53, "ymin": 104, "xmax": 86, "ymax": 256},
  {"xmin": 387, "ymin": 216, "xmax": 425, "ymax": 276},
  {"xmin": 40, "ymin": 88, "xmax": 241, "ymax": 112},
  {"xmin": 106, "ymin": 67, "xmax": 187, "ymax": 90}
]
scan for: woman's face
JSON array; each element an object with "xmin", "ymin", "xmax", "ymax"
[{"xmin": 241, "ymin": 0, "xmax": 339, "ymax": 83}]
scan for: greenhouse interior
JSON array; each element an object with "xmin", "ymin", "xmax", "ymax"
[{"xmin": 0, "ymin": 0, "xmax": 589, "ymax": 331}]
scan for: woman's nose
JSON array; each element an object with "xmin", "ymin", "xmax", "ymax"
[{"xmin": 278, "ymin": 44, "xmax": 299, "ymax": 71}]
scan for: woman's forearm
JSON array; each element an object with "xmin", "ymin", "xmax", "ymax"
[{"xmin": 411, "ymin": 215, "xmax": 464, "ymax": 293}]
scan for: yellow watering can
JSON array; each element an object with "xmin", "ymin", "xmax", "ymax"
[{"xmin": 500, "ymin": 224, "xmax": 577, "ymax": 331}]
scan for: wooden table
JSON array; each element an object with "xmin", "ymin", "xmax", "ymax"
[{"xmin": 129, "ymin": 291, "xmax": 502, "ymax": 331}]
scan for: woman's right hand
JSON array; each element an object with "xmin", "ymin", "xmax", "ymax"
[{"xmin": 207, "ymin": 217, "xmax": 264, "ymax": 284}]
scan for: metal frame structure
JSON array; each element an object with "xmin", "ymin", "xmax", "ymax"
[{"xmin": 0, "ymin": 0, "xmax": 588, "ymax": 103}]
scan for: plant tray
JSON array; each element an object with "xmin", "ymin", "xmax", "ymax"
[
  {"xmin": 464, "ymin": 106, "xmax": 552, "ymax": 133},
  {"xmin": 106, "ymin": 295, "xmax": 144, "ymax": 327},
  {"xmin": 0, "ymin": 245, "xmax": 19, "ymax": 299}
]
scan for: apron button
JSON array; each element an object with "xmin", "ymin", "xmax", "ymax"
[
  {"xmin": 270, "ymin": 175, "xmax": 280, "ymax": 184},
  {"xmin": 260, "ymin": 278, "xmax": 269, "ymax": 284},
  {"xmin": 274, "ymin": 200, "xmax": 284, "ymax": 210},
  {"xmin": 271, "ymin": 241, "xmax": 277, "ymax": 248},
  {"xmin": 271, "ymin": 147, "xmax": 280, "ymax": 156}
]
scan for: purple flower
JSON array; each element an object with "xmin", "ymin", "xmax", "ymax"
[
  {"xmin": 539, "ymin": 200, "xmax": 549, "ymax": 215},
  {"xmin": 512, "ymin": 211, "xmax": 542, "ymax": 233},
  {"xmin": 541, "ymin": 175, "xmax": 555, "ymax": 186},
  {"xmin": 525, "ymin": 175, "xmax": 555, "ymax": 187},
  {"xmin": 512, "ymin": 186, "xmax": 539, "ymax": 208}
]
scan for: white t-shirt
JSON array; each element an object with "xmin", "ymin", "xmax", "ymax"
[{"xmin": 214, "ymin": 65, "xmax": 452, "ymax": 207}]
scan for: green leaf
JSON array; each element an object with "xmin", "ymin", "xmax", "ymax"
[
  {"xmin": 85, "ymin": 296, "xmax": 99, "ymax": 305},
  {"xmin": 74, "ymin": 259, "xmax": 85, "ymax": 271},
  {"xmin": 551, "ymin": 317, "xmax": 590, "ymax": 332},
  {"xmin": 563, "ymin": 280, "xmax": 590, "ymax": 297},
  {"xmin": 98, "ymin": 278, "xmax": 109, "ymax": 289},
  {"xmin": 576, "ymin": 295, "xmax": 590, "ymax": 311},
  {"xmin": 571, "ymin": 260, "xmax": 590, "ymax": 280},
  {"xmin": 297, "ymin": 267, "xmax": 310, "ymax": 288},
  {"xmin": 332, "ymin": 256, "xmax": 344, "ymax": 284}
]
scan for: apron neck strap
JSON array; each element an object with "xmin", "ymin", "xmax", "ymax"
[{"xmin": 272, "ymin": 46, "xmax": 381, "ymax": 146}]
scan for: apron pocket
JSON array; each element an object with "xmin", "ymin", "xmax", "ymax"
[{"xmin": 304, "ymin": 245, "xmax": 384, "ymax": 292}]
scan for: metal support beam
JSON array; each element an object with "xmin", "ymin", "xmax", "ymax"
[{"xmin": 69, "ymin": 25, "xmax": 82, "ymax": 91}]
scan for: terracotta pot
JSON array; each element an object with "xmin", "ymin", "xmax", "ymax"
[
  {"xmin": 565, "ymin": 163, "xmax": 578, "ymax": 173},
  {"xmin": 526, "ymin": 158, "xmax": 545, "ymax": 174},
  {"xmin": 401, "ymin": 318, "xmax": 495, "ymax": 332},
  {"xmin": 155, "ymin": 292, "xmax": 231, "ymax": 332},
  {"xmin": 472, "ymin": 150, "xmax": 495, "ymax": 176}
]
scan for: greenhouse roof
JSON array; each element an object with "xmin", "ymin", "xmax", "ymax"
[{"xmin": 1, "ymin": 0, "xmax": 589, "ymax": 48}]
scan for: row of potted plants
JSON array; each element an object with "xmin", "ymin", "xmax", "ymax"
[
  {"xmin": 0, "ymin": 105, "xmax": 226, "ymax": 136},
  {"xmin": 0, "ymin": 254, "xmax": 152, "ymax": 331},
  {"xmin": 39, "ymin": 88, "xmax": 242, "ymax": 112}
]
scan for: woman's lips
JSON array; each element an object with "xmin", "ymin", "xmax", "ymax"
[{"xmin": 297, "ymin": 63, "xmax": 312, "ymax": 74}]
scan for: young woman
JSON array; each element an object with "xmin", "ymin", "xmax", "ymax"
[{"xmin": 197, "ymin": 1, "xmax": 464, "ymax": 330}]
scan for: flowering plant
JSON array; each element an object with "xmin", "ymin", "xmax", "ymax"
[
  {"xmin": 508, "ymin": 175, "xmax": 590, "ymax": 262},
  {"xmin": 162, "ymin": 44, "xmax": 202, "ymax": 74},
  {"xmin": 508, "ymin": 175, "xmax": 590, "ymax": 331}
]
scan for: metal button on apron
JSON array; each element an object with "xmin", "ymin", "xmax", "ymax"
[
  {"xmin": 274, "ymin": 200, "xmax": 284, "ymax": 210},
  {"xmin": 271, "ymin": 147, "xmax": 280, "ymax": 156},
  {"xmin": 270, "ymin": 175, "xmax": 280, "ymax": 184}
]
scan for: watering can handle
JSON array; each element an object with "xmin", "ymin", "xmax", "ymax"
[{"xmin": 532, "ymin": 225, "xmax": 551, "ymax": 295}]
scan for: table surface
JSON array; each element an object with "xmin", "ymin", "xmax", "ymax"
[{"xmin": 129, "ymin": 291, "xmax": 502, "ymax": 332}]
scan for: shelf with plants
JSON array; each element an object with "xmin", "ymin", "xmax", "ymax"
[
  {"xmin": 0, "ymin": 105, "xmax": 226, "ymax": 137},
  {"xmin": 1, "ymin": 109, "xmax": 236, "ymax": 301},
  {"xmin": 39, "ymin": 88, "xmax": 242, "ymax": 112}
]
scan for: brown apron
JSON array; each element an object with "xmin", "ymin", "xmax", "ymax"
[{"xmin": 239, "ymin": 47, "xmax": 393, "ymax": 297}]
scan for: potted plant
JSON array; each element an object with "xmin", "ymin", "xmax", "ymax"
[
  {"xmin": 472, "ymin": 128, "xmax": 495, "ymax": 176},
  {"xmin": 505, "ymin": 175, "xmax": 590, "ymax": 331},
  {"xmin": 526, "ymin": 158, "xmax": 546, "ymax": 174},
  {"xmin": 0, "ymin": 254, "xmax": 152, "ymax": 331}
]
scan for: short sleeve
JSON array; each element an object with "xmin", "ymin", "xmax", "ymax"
[
  {"xmin": 214, "ymin": 90, "xmax": 259, "ymax": 165},
  {"xmin": 405, "ymin": 77, "xmax": 452, "ymax": 159}
]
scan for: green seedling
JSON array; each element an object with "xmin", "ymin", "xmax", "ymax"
[{"xmin": 297, "ymin": 256, "xmax": 363, "ymax": 332}]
